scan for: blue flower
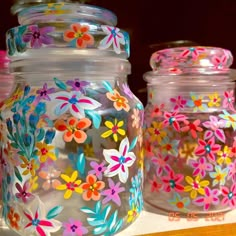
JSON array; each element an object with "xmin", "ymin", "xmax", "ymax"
[{"xmin": 13, "ymin": 113, "xmax": 21, "ymax": 124}]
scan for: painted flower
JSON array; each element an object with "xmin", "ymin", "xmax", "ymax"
[
  {"xmin": 150, "ymin": 104, "xmax": 165, "ymax": 118},
  {"xmin": 151, "ymin": 153, "xmax": 171, "ymax": 176},
  {"xmin": 181, "ymin": 119, "xmax": 203, "ymax": 139},
  {"xmin": 63, "ymin": 218, "xmax": 88, "ymax": 236},
  {"xmin": 184, "ymin": 175, "xmax": 209, "ymax": 199},
  {"xmin": 101, "ymin": 178, "xmax": 125, "ymax": 206},
  {"xmin": 147, "ymin": 121, "xmax": 167, "ymax": 143},
  {"xmin": 228, "ymin": 160, "xmax": 236, "ymax": 181},
  {"xmin": 208, "ymin": 92, "xmax": 221, "ymax": 107},
  {"xmin": 101, "ymin": 118, "xmax": 126, "ymax": 142},
  {"xmin": 7, "ymin": 208, "xmax": 20, "ymax": 231},
  {"xmin": 51, "ymin": 91, "xmax": 101, "ymax": 118},
  {"xmin": 223, "ymin": 90, "xmax": 235, "ymax": 111},
  {"xmin": 180, "ymin": 47, "xmax": 205, "ymax": 60},
  {"xmin": 193, "ymin": 187, "xmax": 220, "ymax": 211},
  {"xmin": 217, "ymin": 146, "xmax": 232, "ymax": 165},
  {"xmin": 64, "ymin": 23, "xmax": 94, "ymax": 48},
  {"xmin": 23, "ymin": 25, "xmax": 54, "ymax": 48},
  {"xmin": 36, "ymin": 142, "xmax": 57, "ymax": 163},
  {"xmin": 56, "ymin": 171, "xmax": 83, "ymax": 199},
  {"xmin": 131, "ymin": 108, "xmax": 140, "ymax": 129},
  {"xmin": 230, "ymin": 138, "xmax": 236, "ymax": 158},
  {"xmin": 20, "ymin": 156, "xmax": 38, "ymax": 176},
  {"xmin": 149, "ymin": 175, "xmax": 162, "ymax": 192},
  {"xmin": 66, "ymin": 79, "xmax": 89, "ymax": 94},
  {"xmin": 170, "ymin": 95, "xmax": 187, "ymax": 111},
  {"xmin": 160, "ymin": 137, "xmax": 180, "ymax": 157},
  {"xmin": 106, "ymin": 89, "xmax": 130, "ymax": 112},
  {"xmin": 80, "ymin": 174, "xmax": 105, "ymax": 201},
  {"xmin": 88, "ymin": 161, "xmax": 106, "ymax": 180},
  {"xmin": 202, "ymin": 115, "xmax": 226, "ymax": 143},
  {"xmin": 168, "ymin": 193, "xmax": 190, "ymax": 212},
  {"xmin": 212, "ymin": 55, "xmax": 228, "ymax": 69},
  {"xmin": 179, "ymin": 142, "xmax": 197, "ymax": 159},
  {"xmin": 36, "ymin": 83, "xmax": 55, "ymax": 102},
  {"xmin": 127, "ymin": 204, "xmax": 139, "ymax": 223},
  {"xmin": 99, "ymin": 25, "xmax": 125, "ymax": 54},
  {"xmin": 161, "ymin": 170, "xmax": 184, "ymax": 192},
  {"xmin": 189, "ymin": 156, "xmax": 213, "ymax": 178},
  {"xmin": 122, "ymin": 83, "xmax": 133, "ymax": 98},
  {"xmin": 38, "ymin": 167, "xmax": 61, "ymax": 190},
  {"xmin": 45, "ymin": 3, "xmax": 69, "ymax": 15},
  {"xmin": 187, "ymin": 92, "xmax": 208, "ymax": 112},
  {"xmin": 29, "ymin": 176, "xmax": 39, "ymax": 192},
  {"xmin": 221, "ymin": 184, "xmax": 236, "ymax": 208},
  {"xmin": 4, "ymin": 87, "xmax": 23, "ymax": 108},
  {"xmin": 209, "ymin": 165, "xmax": 229, "ymax": 186},
  {"xmin": 163, "ymin": 111, "xmax": 187, "ymax": 132},
  {"xmin": 55, "ymin": 117, "xmax": 91, "ymax": 143},
  {"xmin": 103, "ymin": 137, "xmax": 136, "ymax": 183},
  {"xmin": 219, "ymin": 110, "xmax": 236, "ymax": 130},
  {"xmin": 195, "ymin": 137, "xmax": 221, "ymax": 162},
  {"xmin": 15, "ymin": 181, "xmax": 33, "ymax": 203}
]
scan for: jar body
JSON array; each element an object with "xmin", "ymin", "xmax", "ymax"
[
  {"xmin": 1, "ymin": 71, "xmax": 144, "ymax": 235},
  {"xmin": 143, "ymin": 47, "xmax": 236, "ymax": 214}
]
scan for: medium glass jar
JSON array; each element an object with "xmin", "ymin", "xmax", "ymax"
[
  {"xmin": 143, "ymin": 46, "xmax": 236, "ymax": 214},
  {"xmin": 2, "ymin": 3, "xmax": 144, "ymax": 235}
]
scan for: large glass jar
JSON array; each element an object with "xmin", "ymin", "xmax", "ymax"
[
  {"xmin": 143, "ymin": 46, "xmax": 236, "ymax": 215},
  {"xmin": 2, "ymin": 3, "xmax": 144, "ymax": 235}
]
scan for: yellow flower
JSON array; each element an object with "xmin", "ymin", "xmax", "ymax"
[
  {"xmin": 36, "ymin": 142, "xmax": 57, "ymax": 163},
  {"xmin": 217, "ymin": 146, "xmax": 232, "ymax": 165},
  {"xmin": 29, "ymin": 176, "xmax": 39, "ymax": 192},
  {"xmin": 56, "ymin": 171, "xmax": 83, "ymax": 199},
  {"xmin": 20, "ymin": 156, "xmax": 38, "ymax": 176},
  {"xmin": 147, "ymin": 121, "xmax": 167, "ymax": 143},
  {"xmin": 101, "ymin": 118, "xmax": 126, "ymax": 142},
  {"xmin": 127, "ymin": 204, "xmax": 139, "ymax": 223},
  {"xmin": 184, "ymin": 175, "xmax": 209, "ymax": 199},
  {"xmin": 208, "ymin": 92, "xmax": 221, "ymax": 107},
  {"xmin": 179, "ymin": 142, "xmax": 196, "ymax": 159},
  {"xmin": 84, "ymin": 144, "xmax": 94, "ymax": 157}
]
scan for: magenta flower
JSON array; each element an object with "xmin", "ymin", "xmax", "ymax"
[
  {"xmin": 161, "ymin": 170, "xmax": 184, "ymax": 193},
  {"xmin": 228, "ymin": 160, "xmax": 236, "ymax": 181},
  {"xmin": 66, "ymin": 79, "xmax": 89, "ymax": 94},
  {"xmin": 101, "ymin": 178, "xmax": 125, "ymax": 206},
  {"xmin": 180, "ymin": 47, "xmax": 205, "ymax": 60},
  {"xmin": 181, "ymin": 119, "xmax": 203, "ymax": 139},
  {"xmin": 88, "ymin": 161, "xmax": 106, "ymax": 180},
  {"xmin": 23, "ymin": 25, "xmax": 54, "ymax": 49},
  {"xmin": 36, "ymin": 83, "xmax": 55, "ymax": 102},
  {"xmin": 195, "ymin": 137, "xmax": 221, "ymax": 162},
  {"xmin": 221, "ymin": 184, "xmax": 236, "ymax": 209},
  {"xmin": 193, "ymin": 187, "xmax": 220, "ymax": 211},
  {"xmin": 202, "ymin": 115, "xmax": 226, "ymax": 143},
  {"xmin": 170, "ymin": 95, "xmax": 187, "ymax": 111},
  {"xmin": 163, "ymin": 111, "xmax": 187, "ymax": 132},
  {"xmin": 223, "ymin": 90, "xmax": 235, "ymax": 111},
  {"xmin": 189, "ymin": 157, "xmax": 213, "ymax": 178},
  {"xmin": 15, "ymin": 182, "xmax": 33, "ymax": 203},
  {"xmin": 63, "ymin": 218, "xmax": 88, "ymax": 236},
  {"xmin": 212, "ymin": 55, "xmax": 227, "ymax": 69},
  {"xmin": 151, "ymin": 153, "xmax": 171, "ymax": 176}
]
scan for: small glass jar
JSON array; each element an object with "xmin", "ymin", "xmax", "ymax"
[
  {"xmin": 143, "ymin": 46, "xmax": 236, "ymax": 214},
  {"xmin": 2, "ymin": 3, "xmax": 144, "ymax": 235}
]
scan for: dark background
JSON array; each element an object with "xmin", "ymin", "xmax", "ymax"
[{"xmin": 1, "ymin": 0, "xmax": 236, "ymax": 105}]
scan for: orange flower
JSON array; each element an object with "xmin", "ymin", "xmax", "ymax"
[
  {"xmin": 106, "ymin": 89, "xmax": 130, "ymax": 112},
  {"xmin": 7, "ymin": 208, "xmax": 20, "ymax": 230},
  {"xmin": 64, "ymin": 23, "xmax": 94, "ymax": 48},
  {"xmin": 80, "ymin": 174, "xmax": 105, "ymax": 201},
  {"xmin": 55, "ymin": 117, "xmax": 91, "ymax": 143}
]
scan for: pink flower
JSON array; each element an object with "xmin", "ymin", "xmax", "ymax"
[
  {"xmin": 228, "ymin": 160, "xmax": 236, "ymax": 182},
  {"xmin": 15, "ymin": 182, "xmax": 33, "ymax": 203},
  {"xmin": 161, "ymin": 170, "xmax": 184, "ymax": 192},
  {"xmin": 88, "ymin": 161, "xmax": 106, "ymax": 180},
  {"xmin": 181, "ymin": 119, "xmax": 203, "ymax": 139},
  {"xmin": 193, "ymin": 187, "xmax": 220, "ymax": 211},
  {"xmin": 180, "ymin": 47, "xmax": 205, "ymax": 60},
  {"xmin": 202, "ymin": 116, "xmax": 226, "ymax": 143},
  {"xmin": 151, "ymin": 104, "xmax": 165, "ymax": 118},
  {"xmin": 195, "ymin": 137, "xmax": 221, "ymax": 162},
  {"xmin": 221, "ymin": 184, "xmax": 236, "ymax": 209},
  {"xmin": 101, "ymin": 178, "xmax": 125, "ymax": 206},
  {"xmin": 149, "ymin": 175, "xmax": 162, "ymax": 192},
  {"xmin": 170, "ymin": 96, "xmax": 187, "ymax": 111},
  {"xmin": 189, "ymin": 157, "xmax": 213, "ymax": 178},
  {"xmin": 163, "ymin": 111, "xmax": 187, "ymax": 132},
  {"xmin": 212, "ymin": 55, "xmax": 227, "ymax": 69},
  {"xmin": 63, "ymin": 218, "xmax": 88, "ymax": 236},
  {"xmin": 223, "ymin": 90, "xmax": 235, "ymax": 111},
  {"xmin": 151, "ymin": 153, "xmax": 171, "ymax": 176}
]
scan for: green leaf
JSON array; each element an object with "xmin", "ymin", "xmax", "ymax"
[
  {"xmin": 46, "ymin": 206, "xmax": 63, "ymax": 219},
  {"xmin": 129, "ymin": 136, "xmax": 138, "ymax": 151},
  {"xmin": 14, "ymin": 167, "xmax": 22, "ymax": 182},
  {"xmin": 53, "ymin": 77, "xmax": 67, "ymax": 90}
]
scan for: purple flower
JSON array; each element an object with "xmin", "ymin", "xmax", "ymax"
[
  {"xmin": 63, "ymin": 218, "xmax": 88, "ymax": 236},
  {"xmin": 193, "ymin": 187, "xmax": 220, "ymax": 211},
  {"xmin": 101, "ymin": 178, "xmax": 125, "ymax": 206},
  {"xmin": 122, "ymin": 83, "xmax": 133, "ymax": 99},
  {"xmin": 36, "ymin": 83, "xmax": 55, "ymax": 102},
  {"xmin": 23, "ymin": 25, "xmax": 55, "ymax": 49},
  {"xmin": 66, "ymin": 79, "xmax": 89, "ymax": 94},
  {"xmin": 15, "ymin": 182, "xmax": 33, "ymax": 203},
  {"xmin": 189, "ymin": 157, "xmax": 213, "ymax": 178},
  {"xmin": 88, "ymin": 161, "xmax": 106, "ymax": 180}
]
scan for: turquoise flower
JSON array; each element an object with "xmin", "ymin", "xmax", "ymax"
[
  {"xmin": 187, "ymin": 92, "xmax": 208, "ymax": 112},
  {"xmin": 168, "ymin": 193, "xmax": 190, "ymax": 212},
  {"xmin": 219, "ymin": 110, "xmax": 236, "ymax": 131},
  {"xmin": 209, "ymin": 165, "xmax": 229, "ymax": 186}
]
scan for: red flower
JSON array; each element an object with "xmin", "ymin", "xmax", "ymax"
[
  {"xmin": 161, "ymin": 170, "xmax": 184, "ymax": 192},
  {"xmin": 181, "ymin": 119, "xmax": 203, "ymax": 139}
]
